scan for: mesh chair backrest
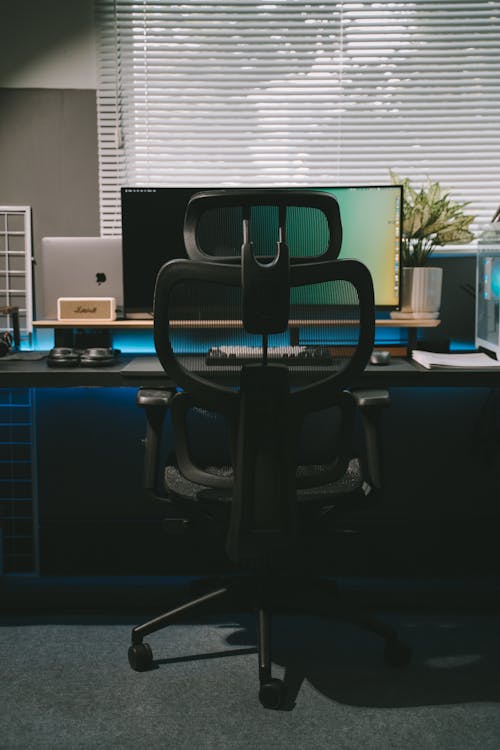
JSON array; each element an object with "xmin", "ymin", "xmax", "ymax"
[{"xmin": 154, "ymin": 258, "xmax": 374, "ymax": 415}]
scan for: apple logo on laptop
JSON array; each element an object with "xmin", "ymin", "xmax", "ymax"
[{"xmin": 96, "ymin": 272, "xmax": 107, "ymax": 285}]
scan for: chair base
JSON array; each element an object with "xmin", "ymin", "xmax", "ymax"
[{"xmin": 128, "ymin": 575, "xmax": 412, "ymax": 710}]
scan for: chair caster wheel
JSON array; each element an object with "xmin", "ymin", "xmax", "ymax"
[
  {"xmin": 128, "ymin": 642, "xmax": 153, "ymax": 671},
  {"xmin": 384, "ymin": 637, "xmax": 412, "ymax": 668},
  {"xmin": 259, "ymin": 678, "xmax": 285, "ymax": 710}
]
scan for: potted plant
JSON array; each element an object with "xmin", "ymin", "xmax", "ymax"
[{"xmin": 390, "ymin": 171, "xmax": 475, "ymax": 318}]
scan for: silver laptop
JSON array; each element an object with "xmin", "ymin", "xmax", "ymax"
[{"xmin": 39, "ymin": 237, "xmax": 123, "ymax": 319}]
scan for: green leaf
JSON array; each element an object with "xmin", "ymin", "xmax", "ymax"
[
  {"xmin": 435, "ymin": 228, "xmax": 474, "ymax": 244},
  {"xmin": 427, "ymin": 181, "xmax": 441, "ymax": 204}
]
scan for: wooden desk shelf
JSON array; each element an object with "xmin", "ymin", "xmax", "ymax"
[
  {"xmin": 33, "ymin": 318, "xmax": 440, "ymax": 330},
  {"xmin": 33, "ymin": 317, "xmax": 440, "ymax": 352}
]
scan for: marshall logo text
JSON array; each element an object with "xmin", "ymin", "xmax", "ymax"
[{"xmin": 74, "ymin": 305, "xmax": 98, "ymax": 314}]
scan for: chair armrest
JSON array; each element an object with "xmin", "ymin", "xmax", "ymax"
[
  {"xmin": 351, "ymin": 388, "xmax": 390, "ymax": 490},
  {"xmin": 136, "ymin": 387, "xmax": 176, "ymax": 409},
  {"xmin": 136, "ymin": 387, "xmax": 176, "ymax": 492}
]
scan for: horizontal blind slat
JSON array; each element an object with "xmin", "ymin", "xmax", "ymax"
[{"xmin": 95, "ymin": 0, "xmax": 500, "ymax": 240}]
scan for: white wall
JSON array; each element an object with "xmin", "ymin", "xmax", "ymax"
[{"xmin": 0, "ymin": 0, "xmax": 96, "ymax": 89}]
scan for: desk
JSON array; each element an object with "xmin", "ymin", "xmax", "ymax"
[
  {"xmin": 120, "ymin": 354, "xmax": 500, "ymax": 388},
  {"xmin": 2, "ymin": 353, "xmax": 499, "ymax": 577},
  {"xmin": 1, "ymin": 353, "xmax": 499, "ymax": 389}
]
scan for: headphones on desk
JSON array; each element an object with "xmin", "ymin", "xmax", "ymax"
[
  {"xmin": 47, "ymin": 347, "xmax": 120, "ymax": 368},
  {"xmin": 80, "ymin": 347, "xmax": 119, "ymax": 367}
]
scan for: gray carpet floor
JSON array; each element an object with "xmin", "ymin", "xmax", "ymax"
[{"xmin": 1, "ymin": 610, "xmax": 500, "ymax": 749}]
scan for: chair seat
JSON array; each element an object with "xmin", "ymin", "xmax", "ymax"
[
  {"xmin": 165, "ymin": 464, "xmax": 233, "ymax": 501},
  {"xmin": 296, "ymin": 458, "xmax": 363, "ymax": 499},
  {"xmin": 164, "ymin": 457, "xmax": 364, "ymax": 505}
]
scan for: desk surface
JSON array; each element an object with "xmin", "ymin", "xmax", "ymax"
[{"xmin": 0, "ymin": 353, "xmax": 499, "ymax": 388}]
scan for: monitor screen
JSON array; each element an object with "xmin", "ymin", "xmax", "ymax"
[{"xmin": 120, "ymin": 185, "xmax": 401, "ymax": 316}]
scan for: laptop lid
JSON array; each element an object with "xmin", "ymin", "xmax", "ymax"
[{"xmin": 40, "ymin": 237, "xmax": 123, "ymax": 319}]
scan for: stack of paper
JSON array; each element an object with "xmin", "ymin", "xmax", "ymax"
[{"xmin": 412, "ymin": 349, "xmax": 500, "ymax": 370}]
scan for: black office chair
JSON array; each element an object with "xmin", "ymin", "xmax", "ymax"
[{"xmin": 128, "ymin": 190, "xmax": 411, "ymax": 709}]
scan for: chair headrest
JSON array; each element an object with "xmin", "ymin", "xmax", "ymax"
[{"xmin": 183, "ymin": 189, "xmax": 343, "ymax": 264}]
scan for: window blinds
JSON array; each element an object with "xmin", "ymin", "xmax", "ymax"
[{"xmin": 95, "ymin": 0, "xmax": 500, "ymax": 246}]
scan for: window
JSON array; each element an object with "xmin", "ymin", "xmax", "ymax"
[{"xmin": 95, "ymin": 0, "xmax": 500, "ymax": 247}]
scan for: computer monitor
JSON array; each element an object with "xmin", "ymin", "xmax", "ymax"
[{"xmin": 120, "ymin": 185, "xmax": 401, "ymax": 317}]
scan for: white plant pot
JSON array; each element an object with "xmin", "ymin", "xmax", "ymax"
[{"xmin": 391, "ymin": 267, "xmax": 443, "ymax": 320}]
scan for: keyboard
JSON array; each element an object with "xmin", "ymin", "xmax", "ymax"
[{"xmin": 206, "ymin": 345, "xmax": 333, "ymax": 367}]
